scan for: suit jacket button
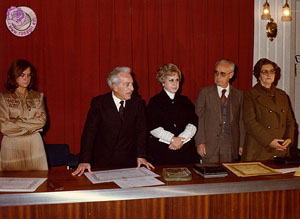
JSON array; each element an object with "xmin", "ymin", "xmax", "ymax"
[
  {"xmin": 269, "ymin": 110, "xmax": 272, "ymax": 113},
  {"xmin": 173, "ymin": 124, "xmax": 176, "ymax": 127},
  {"xmin": 267, "ymin": 126, "xmax": 271, "ymax": 129}
]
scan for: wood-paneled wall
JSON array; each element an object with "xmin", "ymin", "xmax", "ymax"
[{"xmin": 1, "ymin": 189, "xmax": 299, "ymax": 219}]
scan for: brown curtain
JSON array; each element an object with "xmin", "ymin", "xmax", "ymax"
[{"xmin": 0, "ymin": 0, "xmax": 254, "ymax": 153}]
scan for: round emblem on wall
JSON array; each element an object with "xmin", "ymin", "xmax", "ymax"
[{"xmin": 6, "ymin": 6, "xmax": 37, "ymax": 37}]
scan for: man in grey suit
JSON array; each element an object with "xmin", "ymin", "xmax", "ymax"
[{"xmin": 194, "ymin": 59, "xmax": 245, "ymax": 163}]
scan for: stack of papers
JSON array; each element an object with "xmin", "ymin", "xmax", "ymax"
[
  {"xmin": 84, "ymin": 167, "xmax": 164, "ymax": 188},
  {"xmin": 0, "ymin": 177, "xmax": 47, "ymax": 192},
  {"xmin": 275, "ymin": 167, "xmax": 300, "ymax": 174}
]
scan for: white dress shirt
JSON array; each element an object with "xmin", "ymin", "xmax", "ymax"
[
  {"xmin": 217, "ymin": 84, "xmax": 230, "ymax": 98},
  {"xmin": 112, "ymin": 92, "xmax": 125, "ymax": 111}
]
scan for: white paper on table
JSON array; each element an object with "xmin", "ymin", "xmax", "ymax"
[
  {"xmin": 84, "ymin": 167, "xmax": 159, "ymax": 184},
  {"xmin": 275, "ymin": 167, "xmax": 300, "ymax": 174},
  {"xmin": 114, "ymin": 177, "xmax": 164, "ymax": 188},
  {"xmin": 0, "ymin": 177, "xmax": 47, "ymax": 192}
]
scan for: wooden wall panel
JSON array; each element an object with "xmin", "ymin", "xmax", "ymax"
[
  {"xmin": 88, "ymin": 200, "xmax": 126, "ymax": 219},
  {"xmin": 170, "ymin": 195, "xmax": 208, "ymax": 218},
  {"xmin": 39, "ymin": 203, "xmax": 89, "ymax": 219},
  {"xmin": 249, "ymin": 190, "xmax": 300, "ymax": 219},
  {"xmin": 0, "ymin": 190, "xmax": 299, "ymax": 219},
  {"xmin": 126, "ymin": 198, "xmax": 169, "ymax": 219},
  {"xmin": 0, "ymin": 205, "xmax": 39, "ymax": 219},
  {"xmin": 289, "ymin": 189, "xmax": 300, "ymax": 219},
  {"xmin": 168, "ymin": 193, "xmax": 249, "ymax": 219}
]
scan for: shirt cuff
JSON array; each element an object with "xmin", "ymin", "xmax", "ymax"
[
  {"xmin": 150, "ymin": 127, "xmax": 174, "ymax": 144},
  {"xmin": 178, "ymin": 123, "xmax": 197, "ymax": 143}
]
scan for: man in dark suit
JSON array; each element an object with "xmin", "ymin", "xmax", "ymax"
[
  {"xmin": 72, "ymin": 67, "xmax": 154, "ymax": 176},
  {"xmin": 194, "ymin": 59, "xmax": 245, "ymax": 163}
]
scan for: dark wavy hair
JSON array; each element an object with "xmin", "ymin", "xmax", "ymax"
[
  {"xmin": 5, "ymin": 59, "xmax": 37, "ymax": 92},
  {"xmin": 253, "ymin": 58, "xmax": 281, "ymax": 85}
]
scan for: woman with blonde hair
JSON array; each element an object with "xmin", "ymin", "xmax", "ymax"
[{"xmin": 147, "ymin": 63, "xmax": 198, "ymax": 165}]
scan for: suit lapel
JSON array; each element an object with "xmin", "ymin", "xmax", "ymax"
[
  {"xmin": 106, "ymin": 92, "xmax": 122, "ymax": 125},
  {"xmin": 253, "ymin": 83, "xmax": 283, "ymax": 113},
  {"xmin": 258, "ymin": 96, "xmax": 276, "ymax": 111},
  {"xmin": 256, "ymin": 92, "xmax": 278, "ymax": 113},
  {"xmin": 122, "ymin": 96, "xmax": 136, "ymax": 125},
  {"xmin": 229, "ymin": 86, "xmax": 238, "ymax": 123},
  {"xmin": 274, "ymin": 91, "xmax": 287, "ymax": 113},
  {"xmin": 209, "ymin": 86, "xmax": 222, "ymax": 121}
]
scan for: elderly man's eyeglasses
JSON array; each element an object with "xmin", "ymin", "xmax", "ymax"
[
  {"xmin": 214, "ymin": 70, "xmax": 232, "ymax": 77},
  {"xmin": 260, "ymin": 69, "xmax": 276, "ymax": 75}
]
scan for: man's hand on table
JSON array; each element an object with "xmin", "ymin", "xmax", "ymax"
[
  {"xmin": 72, "ymin": 163, "xmax": 93, "ymax": 176},
  {"xmin": 137, "ymin": 158, "xmax": 155, "ymax": 170}
]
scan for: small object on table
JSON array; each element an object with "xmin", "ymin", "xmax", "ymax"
[
  {"xmin": 48, "ymin": 181, "xmax": 64, "ymax": 191},
  {"xmin": 294, "ymin": 166, "xmax": 300, "ymax": 176},
  {"xmin": 193, "ymin": 163, "xmax": 228, "ymax": 178},
  {"xmin": 162, "ymin": 168, "xmax": 192, "ymax": 181}
]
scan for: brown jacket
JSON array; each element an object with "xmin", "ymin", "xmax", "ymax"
[
  {"xmin": 0, "ymin": 90, "xmax": 46, "ymax": 137},
  {"xmin": 194, "ymin": 85, "xmax": 245, "ymax": 162},
  {"xmin": 242, "ymin": 83, "xmax": 295, "ymax": 161}
]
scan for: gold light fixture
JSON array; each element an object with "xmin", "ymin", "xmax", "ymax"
[
  {"xmin": 266, "ymin": 18, "xmax": 277, "ymax": 41},
  {"xmin": 261, "ymin": 0, "xmax": 271, "ymax": 20},
  {"xmin": 261, "ymin": 0, "xmax": 292, "ymax": 41},
  {"xmin": 281, "ymin": 0, "xmax": 292, "ymax": 21}
]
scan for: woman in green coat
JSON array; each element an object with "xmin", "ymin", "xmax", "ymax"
[{"xmin": 242, "ymin": 58, "xmax": 295, "ymax": 161}]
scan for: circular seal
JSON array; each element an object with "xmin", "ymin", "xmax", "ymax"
[{"xmin": 6, "ymin": 6, "xmax": 37, "ymax": 37}]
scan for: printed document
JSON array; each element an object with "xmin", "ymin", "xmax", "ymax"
[
  {"xmin": 84, "ymin": 167, "xmax": 164, "ymax": 188},
  {"xmin": 0, "ymin": 177, "xmax": 47, "ymax": 192}
]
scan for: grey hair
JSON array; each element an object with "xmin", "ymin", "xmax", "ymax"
[
  {"xmin": 107, "ymin": 67, "xmax": 131, "ymax": 89},
  {"xmin": 215, "ymin": 59, "xmax": 235, "ymax": 72}
]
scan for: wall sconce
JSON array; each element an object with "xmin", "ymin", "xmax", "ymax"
[
  {"xmin": 261, "ymin": 0, "xmax": 271, "ymax": 20},
  {"xmin": 261, "ymin": 0, "xmax": 292, "ymax": 41},
  {"xmin": 281, "ymin": 0, "xmax": 292, "ymax": 21},
  {"xmin": 266, "ymin": 18, "xmax": 277, "ymax": 41}
]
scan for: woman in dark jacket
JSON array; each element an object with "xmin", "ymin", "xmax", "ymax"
[
  {"xmin": 242, "ymin": 58, "xmax": 295, "ymax": 161},
  {"xmin": 147, "ymin": 63, "xmax": 198, "ymax": 165}
]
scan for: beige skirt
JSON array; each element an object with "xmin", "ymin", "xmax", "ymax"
[{"xmin": 0, "ymin": 132, "xmax": 48, "ymax": 171}]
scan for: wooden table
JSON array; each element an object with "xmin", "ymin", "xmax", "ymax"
[{"xmin": 1, "ymin": 163, "xmax": 300, "ymax": 219}]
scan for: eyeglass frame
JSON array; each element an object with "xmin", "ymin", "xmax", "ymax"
[
  {"xmin": 260, "ymin": 69, "xmax": 276, "ymax": 75},
  {"xmin": 214, "ymin": 70, "xmax": 233, "ymax": 77}
]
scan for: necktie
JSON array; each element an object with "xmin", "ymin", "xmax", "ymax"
[
  {"xmin": 221, "ymin": 89, "xmax": 227, "ymax": 104},
  {"xmin": 119, "ymin": 100, "xmax": 125, "ymax": 120}
]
